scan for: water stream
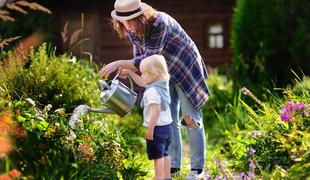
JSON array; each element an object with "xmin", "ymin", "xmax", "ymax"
[{"xmin": 69, "ymin": 105, "xmax": 112, "ymax": 130}]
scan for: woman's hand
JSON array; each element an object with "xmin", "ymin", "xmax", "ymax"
[
  {"xmin": 146, "ymin": 126, "xmax": 154, "ymax": 140},
  {"xmin": 99, "ymin": 61, "xmax": 120, "ymax": 78}
]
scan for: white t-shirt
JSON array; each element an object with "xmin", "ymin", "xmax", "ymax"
[{"xmin": 142, "ymin": 87, "xmax": 173, "ymax": 127}]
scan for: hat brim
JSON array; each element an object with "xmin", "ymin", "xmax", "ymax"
[{"xmin": 111, "ymin": 2, "xmax": 148, "ymax": 21}]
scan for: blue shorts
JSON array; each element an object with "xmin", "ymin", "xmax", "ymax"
[{"xmin": 146, "ymin": 124, "xmax": 172, "ymax": 160}]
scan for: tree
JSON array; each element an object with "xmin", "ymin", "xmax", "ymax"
[{"xmin": 231, "ymin": 0, "xmax": 310, "ymax": 89}]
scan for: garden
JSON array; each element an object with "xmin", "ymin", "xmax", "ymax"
[{"xmin": 0, "ymin": 0, "xmax": 309, "ymax": 179}]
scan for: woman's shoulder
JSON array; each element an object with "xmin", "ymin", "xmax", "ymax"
[{"xmin": 154, "ymin": 11, "xmax": 172, "ymax": 25}]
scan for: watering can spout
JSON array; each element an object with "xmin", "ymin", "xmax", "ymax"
[{"xmin": 88, "ymin": 107, "xmax": 114, "ymax": 114}]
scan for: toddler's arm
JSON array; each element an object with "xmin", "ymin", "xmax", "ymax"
[
  {"xmin": 146, "ymin": 103, "xmax": 161, "ymax": 140},
  {"xmin": 119, "ymin": 68, "xmax": 147, "ymax": 87}
]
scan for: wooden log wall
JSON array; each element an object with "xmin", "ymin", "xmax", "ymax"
[{"xmin": 52, "ymin": 0, "xmax": 235, "ymax": 67}]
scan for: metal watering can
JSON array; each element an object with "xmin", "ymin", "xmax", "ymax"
[
  {"xmin": 96, "ymin": 74, "xmax": 137, "ymax": 116},
  {"xmin": 73, "ymin": 74, "xmax": 137, "ymax": 117}
]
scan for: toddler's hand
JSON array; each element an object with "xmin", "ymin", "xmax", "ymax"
[
  {"xmin": 146, "ymin": 127, "xmax": 154, "ymax": 140},
  {"xmin": 118, "ymin": 67, "xmax": 131, "ymax": 79}
]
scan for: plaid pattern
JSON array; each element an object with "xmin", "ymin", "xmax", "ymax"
[{"xmin": 128, "ymin": 12, "xmax": 210, "ymax": 110}]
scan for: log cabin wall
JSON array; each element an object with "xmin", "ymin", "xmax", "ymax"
[{"xmin": 51, "ymin": 0, "xmax": 235, "ymax": 67}]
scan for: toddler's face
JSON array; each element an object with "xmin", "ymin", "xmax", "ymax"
[{"xmin": 141, "ymin": 70, "xmax": 156, "ymax": 85}]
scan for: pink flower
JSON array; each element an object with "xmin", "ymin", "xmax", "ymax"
[
  {"xmin": 280, "ymin": 111, "xmax": 293, "ymax": 122},
  {"xmin": 280, "ymin": 101, "xmax": 309, "ymax": 122},
  {"xmin": 9, "ymin": 169, "xmax": 21, "ymax": 178}
]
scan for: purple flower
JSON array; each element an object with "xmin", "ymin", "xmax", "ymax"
[
  {"xmin": 280, "ymin": 111, "xmax": 293, "ymax": 122},
  {"xmin": 205, "ymin": 172, "xmax": 211, "ymax": 180},
  {"xmin": 280, "ymin": 101, "xmax": 309, "ymax": 122},
  {"xmin": 249, "ymin": 161, "xmax": 256, "ymax": 170},
  {"xmin": 251, "ymin": 131, "xmax": 262, "ymax": 137},
  {"xmin": 248, "ymin": 159, "xmax": 256, "ymax": 170},
  {"xmin": 240, "ymin": 172, "xmax": 246, "ymax": 179},
  {"xmin": 294, "ymin": 102, "xmax": 307, "ymax": 113},
  {"xmin": 251, "ymin": 131, "xmax": 256, "ymax": 137},
  {"xmin": 241, "ymin": 87, "xmax": 250, "ymax": 95},
  {"xmin": 248, "ymin": 148, "xmax": 256, "ymax": 156},
  {"xmin": 247, "ymin": 171, "xmax": 254, "ymax": 178}
]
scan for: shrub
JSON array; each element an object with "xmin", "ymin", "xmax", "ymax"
[
  {"xmin": 0, "ymin": 44, "xmax": 149, "ymax": 179},
  {"xmin": 206, "ymin": 77, "xmax": 310, "ymax": 179},
  {"xmin": 231, "ymin": 0, "xmax": 310, "ymax": 89},
  {"xmin": 0, "ymin": 43, "xmax": 98, "ymax": 112}
]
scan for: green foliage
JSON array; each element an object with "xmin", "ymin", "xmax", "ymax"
[
  {"xmin": 0, "ymin": 44, "xmax": 149, "ymax": 179},
  {"xmin": 204, "ymin": 77, "xmax": 310, "ymax": 179},
  {"xmin": 291, "ymin": 76, "xmax": 310, "ymax": 97},
  {"xmin": 0, "ymin": 43, "xmax": 98, "ymax": 112},
  {"xmin": 203, "ymin": 69, "xmax": 235, "ymax": 142},
  {"xmin": 106, "ymin": 112, "xmax": 146, "ymax": 153},
  {"xmin": 231, "ymin": 0, "xmax": 310, "ymax": 88},
  {"xmin": 5, "ymin": 99, "xmax": 128, "ymax": 179}
]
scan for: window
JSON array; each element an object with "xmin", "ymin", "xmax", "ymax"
[{"xmin": 207, "ymin": 23, "xmax": 224, "ymax": 49}]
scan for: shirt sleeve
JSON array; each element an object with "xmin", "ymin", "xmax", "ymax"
[
  {"xmin": 144, "ymin": 88, "xmax": 161, "ymax": 106},
  {"xmin": 132, "ymin": 44, "xmax": 143, "ymax": 69},
  {"xmin": 133, "ymin": 21, "xmax": 169, "ymax": 69}
]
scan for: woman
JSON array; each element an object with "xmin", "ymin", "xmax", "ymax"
[{"xmin": 99, "ymin": 0, "xmax": 210, "ymax": 179}]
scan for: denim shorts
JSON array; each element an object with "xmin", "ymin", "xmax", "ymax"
[{"xmin": 146, "ymin": 124, "xmax": 172, "ymax": 160}]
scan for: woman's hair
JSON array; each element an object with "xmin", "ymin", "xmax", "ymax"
[
  {"xmin": 140, "ymin": 55, "xmax": 170, "ymax": 81},
  {"xmin": 112, "ymin": 5, "xmax": 157, "ymax": 38}
]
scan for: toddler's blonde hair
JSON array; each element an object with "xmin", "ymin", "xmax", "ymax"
[{"xmin": 140, "ymin": 55, "xmax": 170, "ymax": 81}]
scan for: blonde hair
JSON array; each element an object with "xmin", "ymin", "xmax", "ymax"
[
  {"xmin": 112, "ymin": 5, "xmax": 157, "ymax": 38},
  {"xmin": 140, "ymin": 55, "xmax": 170, "ymax": 81}
]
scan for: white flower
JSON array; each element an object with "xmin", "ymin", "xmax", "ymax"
[
  {"xmin": 55, "ymin": 108, "xmax": 65, "ymax": 115},
  {"xmin": 36, "ymin": 116, "xmax": 44, "ymax": 121},
  {"xmin": 69, "ymin": 114, "xmax": 82, "ymax": 129},
  {"xmin": 94, "ymin": 121, "xmax": 103, "ymax": 127},
  {"xmin": 40, "ymin": 76, "xmax": 46, "ymax": 82},
  {"xmin": 68, "ymin": 56, "xmax": 77, "ymax": 63},
  {"xmin": 26, "ymin": 98, "xmax": 36, "ymax": 106},
  {"xmin": 0, "ymin": 86, "xmax": 5, "ymax": 92},
  {"xmin": 43, "ymin": 104, "xmax": 53, "ymax": 112},
  {"xmin": 66, "ymin": 131, "xmax": 76, "ymax": 141},
  {"xmin": 55, "ymin": 122, "xmax": 60, "ymax": 127}
]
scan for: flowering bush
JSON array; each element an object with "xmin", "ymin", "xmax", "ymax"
[
  {"xmin": 0, "ymin": 44, "xmax": 149, "ymax": 179},
  {"xmin": 203, "ymin": 77, "xmax": 310, "ymax": 179}
]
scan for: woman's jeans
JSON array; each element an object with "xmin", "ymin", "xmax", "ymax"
[{"xmin": 169, "ymin": 79, "xmax": 206, "ymax": 169}]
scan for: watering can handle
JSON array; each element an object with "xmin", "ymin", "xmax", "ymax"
[
  {"xmin": 128, "ymin": 77, "xmax": 134, "ymax": 91},
  {"xmin": 113, "ymin": 72, "xmax": 135, "ymax": 91},
  {"xmin": 97, "ymin": 80, "xmax": 111, "ymax": 91}
]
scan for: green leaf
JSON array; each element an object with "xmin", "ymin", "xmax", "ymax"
[
  {"xmin": 17, "ymin": 115, "xmax": 26, "ymax": 122},
  {"xmin": 71, "ymin": 163, "xmax": 78, "ymax": 168},
  {"xmin": 36, "ymin": 121, "xmax": 49, "ymax": 131}
]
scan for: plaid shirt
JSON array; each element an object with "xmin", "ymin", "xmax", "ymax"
[{"xmin": 128, "ymin": 12, "xmax": 210, "ymax": 110}]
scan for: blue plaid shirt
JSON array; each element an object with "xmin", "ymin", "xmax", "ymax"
[{"xmin": 128, "ymin": 12, "xmax": 210, "ymax": 110}]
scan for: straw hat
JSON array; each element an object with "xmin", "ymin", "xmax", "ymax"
[{"xmin": 111, "ymin": 0, "xmax": 148, "ymax": 21}]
